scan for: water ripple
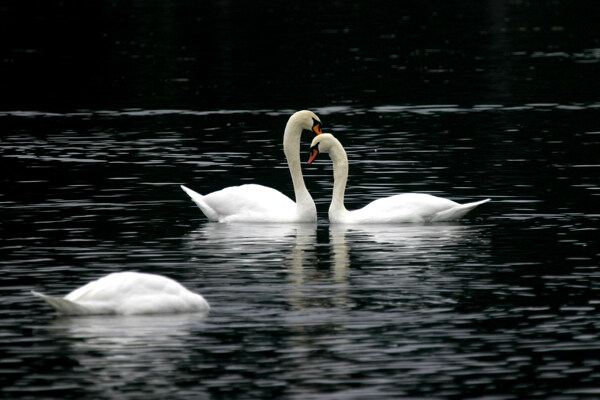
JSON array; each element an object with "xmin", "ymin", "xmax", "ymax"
[
  {"xmin": 1, "ymin": 105, "xmax": 599, "ymax": 400},
  {"xmin": 2, "ymin": 101, "xmax": 600, "ymax": 119}
]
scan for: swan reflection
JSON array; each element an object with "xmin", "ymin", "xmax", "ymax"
[
  {"xmin": 184, "ymin": 222, "xmax": 321, "ymax": 308},
  {"xmin": 185, "ymin": 222, "xmax": 316, "ymax": 258},
  {"xmin": 331, "ymin": 223, "xmax": 486, "ymax": 243},
  {"xmin": 42, "ymin": 313, "xmax": 207, "ymax": 390},
  {"xmin": 282, "ymin": 224, "xmax": 318, "ymax": 286},
  {"xmin": 187, "ymin": 222, "xmax": 318, "ymax": 278},
  {"xmin": 330, "ymin": 223, "xmax": 490, "ymax": 265},
  {"xmin": 47, "ymin": 312, "xmax": 206, "ymax": 344}
]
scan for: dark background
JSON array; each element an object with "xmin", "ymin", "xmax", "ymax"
[{"xmin": 2, "ymin": 0, "xmax": 599, "ymax": 112}]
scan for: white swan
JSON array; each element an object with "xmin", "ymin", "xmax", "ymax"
[
  {"xmin": 308, "ymin": 133, "xmax": 490, "ymax": 224},
  {"xmin": 32, "ymin": 272, "xmax": 210, "ymax": 315},
  {"xmin": 181, "ymin": 110, "xmax": 323, "ymax": 223}
]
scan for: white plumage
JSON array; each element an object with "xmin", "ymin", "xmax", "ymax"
[
  {"xmin": 181, "ymin": 110, "xmax": 323, "ymax": 223},
  {"xmin": 308, "ymin": 133, "xmax": 490, "ymax": 224},
  {"xmin": 32, "ymin": 272, "xmax": 210, "ymax": 316},
  {"xmin": 181, "ymin": 184, "xmax": 299, "ymax": 223}
]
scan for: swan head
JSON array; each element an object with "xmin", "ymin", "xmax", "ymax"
[
  {"xmin": 307, "ymin": 133, "xmax": 339, "ymax": 164},
  {"xmin": 288, "ymin": 110, "xmax": 323, "ymax": 136}
]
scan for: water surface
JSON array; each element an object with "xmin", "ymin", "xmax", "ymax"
[{"xmin": 1, "ymin": 0, "xmax": 600, "ymax": 399}]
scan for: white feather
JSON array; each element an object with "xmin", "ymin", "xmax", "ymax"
[{"xmin": 32, "ymin": 272, "xmax": 210, "ymax": 316}]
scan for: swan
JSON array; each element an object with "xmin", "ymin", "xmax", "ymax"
[
  {"xmin": 308, "ymin": 133, "xmax": 490, "ymax": 224},
  {"xmin": 31, "ymin": 272, "xmax": 210, "ymax": 315},
  {"xmin": 181, "ymin": 110, "xmax": 323, "ymax": 223}
]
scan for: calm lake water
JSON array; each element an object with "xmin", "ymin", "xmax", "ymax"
[{"xmin": 2, "ymin": 1, "xmax": 600, "ymax": 399}]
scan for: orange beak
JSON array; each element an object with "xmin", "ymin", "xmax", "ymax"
[
  {"xmin": 312, "ymin": 121, "xmax": 322, "ymax": 135},
  {"xmin": 308, "ymin": 147, "xmax": 319, "ymax": 164}
]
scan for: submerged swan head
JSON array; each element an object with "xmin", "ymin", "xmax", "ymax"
[{"xmin": 287, "ymin": 110, "xmax": 323, "ymax": 136}]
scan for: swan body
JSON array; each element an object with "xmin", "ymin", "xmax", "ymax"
[
  {"xmin": 181, "ymin": 184, "xmax": 301, "ymax": 223},
  {"xmin": 32, "ymin": 272, "xmax": 210, "ymax": 316},
  {"xmin": 308, "ymin": 133, "xmax": 490, "ymax": 224},
  {"xmin": 182, "ymin": 110, "xmax": 322, "ymax": 223}
]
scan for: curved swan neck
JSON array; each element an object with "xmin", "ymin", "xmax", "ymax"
[
  {"xmin": 328, "ymin": 140, "xmax": 349, "ymax": 216},
  {"xmin": 283, "ymin": 118, "xmax": 313, "ymax": 208}
]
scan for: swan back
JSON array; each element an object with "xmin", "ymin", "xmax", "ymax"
[{"xmin": 33, "ymin": 272, "xmax": 210, "ymax": 315}]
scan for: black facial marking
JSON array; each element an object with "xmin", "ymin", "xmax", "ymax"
[{"xmin": 312, "ymin": 118, "xmax": 322, "ymax": 133}]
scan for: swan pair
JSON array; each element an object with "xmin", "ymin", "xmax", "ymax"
[{"xmin": 181, "ymin": 110, "xmax": 489, "ymax": 224}]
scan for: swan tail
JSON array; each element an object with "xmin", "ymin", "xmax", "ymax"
[
  {"xmin": 180, "ymin": 185, "xmax": 219, "ymax": 221},
  {"xmin": 31, "ymin": 291, "xmax": 90, "ymax": 315},
  {"xmin": 431, "ymin": 198, "xmax": 490, "ymax": 222}
]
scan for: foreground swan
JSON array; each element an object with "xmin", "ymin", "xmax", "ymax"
[
  {"xmin": 181, "ymin": 110, "xmax": 322, "ymax": 223},
  {"xmin": 308, "ymin": 133, "xmax": 490, "ymax": 224},
  {"xmin": 32, "ymin": 272, "xmax": 210, "ymax": 315}
]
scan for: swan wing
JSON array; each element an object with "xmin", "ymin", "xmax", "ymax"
[
  {"xmin": 347, "ymin": 193, "xmax": 458, "ymax": 223},
  {"xmin": 183, "ymin": 184, "xmax": 297, "ymax": 223},
  {"xmin": 32, "ymin": 291, "xmax": 93, "ymax": 315},
  {"xmin": 180, "ymin": 185, "xmax": 219, "ymax": 221},
  {"xmin": 431, "ymin": 198, "xmax": 490, "ymax": 222}
]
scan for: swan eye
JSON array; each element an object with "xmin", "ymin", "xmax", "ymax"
[{"xmin": 312, "ymin": 119, "xmax": 322, "ymax": 135}]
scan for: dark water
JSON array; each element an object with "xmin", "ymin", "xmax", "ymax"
[{"xmin": 2, "ymin": 1, "xmax": 600, "ymax": 399}]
